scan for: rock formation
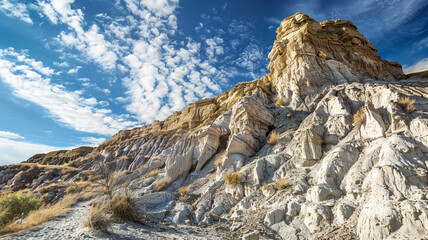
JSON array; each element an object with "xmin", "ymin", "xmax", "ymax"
[
  {"xmin": 1, "ymin": 12, "xmax": 428, "ymax": 240},
  {"xmin": 26, "ymin": 146, "xmax": 94, "ymax": 165}
]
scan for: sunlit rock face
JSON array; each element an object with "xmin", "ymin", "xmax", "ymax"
[
  {"xmin": 4, "ymin": 12, "xmax": 428, "ymax": 240},
  {"xmin": 267, "ymin": 12, "xmax": 405, "ymax": 109}
]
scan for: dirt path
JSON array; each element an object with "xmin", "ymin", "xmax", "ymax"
[{"xmin": 1, "ymin": 201, "xmax": 228, "ymax": 240}]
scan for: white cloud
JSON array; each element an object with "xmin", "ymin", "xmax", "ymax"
[
  {"xmin": 67, "ymin": 66, "xmax": 81, "ymax": 74},
  {"xmin": 53, "ymin": 61, "xmax": 69, "ymax": 67},
  {"xmin": 80, "ymin": 136, "xmax": 106, "ymax": 146},
  {"xmin": 0, "ymin": 48, "xmax": 136, "ymax": 135},
  {"xmin": 0, "ymin": 0, "xmax": 33, "ymax": 24},
  {"xmin": 31, "ymin": 0, "xmax": 268, "ymax": 126},
  {"xmin": 0, "ymin": 130, "xmax": 25, "ymax": 140},
  {"xmin": 236, "ymin": 44, "xmax": 268, "ymax": 79},
  {"xmin": 38, "ymin": 0, "xmax": 119, "ymax": 70},
  {"xmin": 0, "ymin": 138, "xmax": 68, "ymax": 165},
  {"xmin": 403, "ymin": 58, "xmax": 428, "ymax": 73}
]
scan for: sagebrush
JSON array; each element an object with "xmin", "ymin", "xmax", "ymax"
[
  {"xmin": 0, "ymin": 191, "xmax": 39, "ymax": 226},
  {"xmin": 224, "ymin": 172, "xmax": 242, "ymax": 186}
]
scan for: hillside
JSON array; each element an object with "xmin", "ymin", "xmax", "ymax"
[{"xmin": 1, "ymin": 13, "xmax": 427, "ymax": 240}]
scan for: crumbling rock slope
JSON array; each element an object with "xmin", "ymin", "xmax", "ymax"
[
  {"xmin": 3, "ymin": 13, "xmax": 428, "ymax": 240},
  {"xmin": 26, "ymin": 146, "xmax": 94, "ymax": 165}
]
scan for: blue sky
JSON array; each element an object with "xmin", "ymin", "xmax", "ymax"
[{"xmin": 0, "ymin": 0, "xmax": 427, "ymax": 165}]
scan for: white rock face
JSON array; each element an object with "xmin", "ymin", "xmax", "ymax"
[
  {"xmin": 264, "ymin": 208, "xmax": 285, "ymax": 227},
  {"xmin": 222, "ymin": 96, "xmax": 273, "ymax": 169}
]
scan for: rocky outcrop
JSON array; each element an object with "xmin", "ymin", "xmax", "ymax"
[
  {"xmin": 26, "ymin": 146, "xmax": 94, "ymax": 165},
  {"xmin": 267, "ymin": 13, "xmax": 405, "ymax": 109}
]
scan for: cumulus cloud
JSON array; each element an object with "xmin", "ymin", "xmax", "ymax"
[
  {"xmin": 0, "ymin": 0, "xmax": 33, "ymax": 24},
  {"xmin": 0, "ymin": 130, "xmax": 25, "ymax": 140},
  {"xmin": 38, "ymin": 0, "xmax": 119, "ymax": 70},
  {"xmin": 0, "ymin": 48, "xmax": 136, "ymax": 135}
]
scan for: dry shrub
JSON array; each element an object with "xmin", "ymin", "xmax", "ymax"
[
  {"xmin": 84, "ymin": 206, "xmax": 110, "ymax": 234},
  {"xmin": 147, "ymin": 168, "xmax": 160, "ymax": 178},
  {"xmin": 275, "ymin": 98, "xmax": 287, "ymax": 107},
  {"xmin": 154, "ymin": 177, "xmax": 171, "ymax": 192},
  {"xmin": 111, "ymin": 194, "xmax": 140, "ymax": 223},
  {"xmin": 397, "ymin": 96, "xmax": 416, "ymax": 113},
  {"xmin": 276, "ymin": 178, "xmax": 292, "ymax": 190},
  {"xmin": 0, "ymin": 191, "xmax": 40, "ymax": 226},
  {"xmin": 178, "ymin": 186, "xmax": 188, "ymax": 195},
  {"xmin": 0, "ymin": 192, "xmax": 94, "ymax": 234},
  {"xmin": 224, "ymin": 172, "xmax": 242, "ymax": 186},
  {"xmin": 353, "ymin": 106, "xmax": 366, "ymax": 127},
  {"xmin": 268, "ymin": 131, "xmax": 280, "ymax": 145}
]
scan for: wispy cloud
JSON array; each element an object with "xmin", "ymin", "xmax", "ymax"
[
  {"xmin": 403, "ymin": 57, "xmax": 428, "ymax": 73},
  {"xmin": 0, "ymin": 130, "xmax": 25, "ymax": 140},
  {"xmin": 0, "ymin": 138, "xmax": 69, "ymax": 165},
  {"xmin": 0, "ymin": 48, "xmax": 136, "ymax": 135},
  {"xmin": 0, "ymin": 0, "xmax": 33, "ymax": 24}
]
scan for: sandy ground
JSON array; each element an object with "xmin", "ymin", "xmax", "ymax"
[{"xmin": 1, "ymin": 201, "xmax": 229, "ymax": 240}]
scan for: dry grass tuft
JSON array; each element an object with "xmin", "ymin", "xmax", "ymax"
[
  {"xmin": 275, "ymin": 98, "xmax": 287, "ymax": 107},
  {"xmin": 65, "ymin": 181, "xmax": 91, "ymax": 194},
  {"xmin": 397, "ymin": 96, "xmax": 416, "ymax": 113},
  {"xmin": 353, "ymin": 106, "xmax": 366, "ymax": 127},
  {"xmin": 178, "ymin": 186, "xmax": 188, "ymax": 195},
  {"xmin": 147, "ymin": 168, "xmax": 160, "ymax": 178},
  {"xmin": 276, "ymin": 178, "xmax": 291, "ymax": 190},
  {"xmin": 154, "ymin": 177, "xmax": 171, "ymax": 192},
  {"xmin": 111, "ymin": 195, "xmax": 140, "ymax": 223},
  {"xmin": 224, "ymin": 172, "xmax": 242, "ymax": 186},
  {"xmin": 84, "ymin": 206, "xmax": 110, "ymax": 234},
  {"xmin": 0, "ymin": 192, "xmax": 94, "ymax": 234},
  {"xmin": 268, "ymin": 131, "xmax": 280, "ymax": 145},
  {"xmin": 59, "ymin": 168, "xmax": 76, "ymax": 176}
]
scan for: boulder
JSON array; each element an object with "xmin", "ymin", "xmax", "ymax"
[{"xmin": 264, "ymin": 208, "xmax": 285, "ymax": 227}]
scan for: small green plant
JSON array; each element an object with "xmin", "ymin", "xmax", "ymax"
[
  {"xmin": 224, "ymin": 172, "xmax": 242, "ymax": 186},
  {"xmin": 397, "ymin": 96, "xmax": 416, "ymax": 113},
  {"xmin": 353, "ymin": 106, "xmax": 366, "ymax": 127},
  {"xmin": 268, "ymin": 131, "xmax": 280, "ymax": 145},
  {"xmin": 0, "ymin": 191, "xmax": 40, "ymax": 225}
]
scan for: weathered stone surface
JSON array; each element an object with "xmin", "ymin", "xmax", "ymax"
[
  {"xmin": 268, "ymin": 12, "xmax": 405, "ymax": 107},
  {"xmin": 222, "ymin": 96, "xmax": 273, "ymax": 169},
  {"xmin": 264, "ymin": 208, "xmax": 285, "ymax": 227},
  {"xmin": 242, "ymin": 231, "xmax": 260, "ymax": 240}
]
